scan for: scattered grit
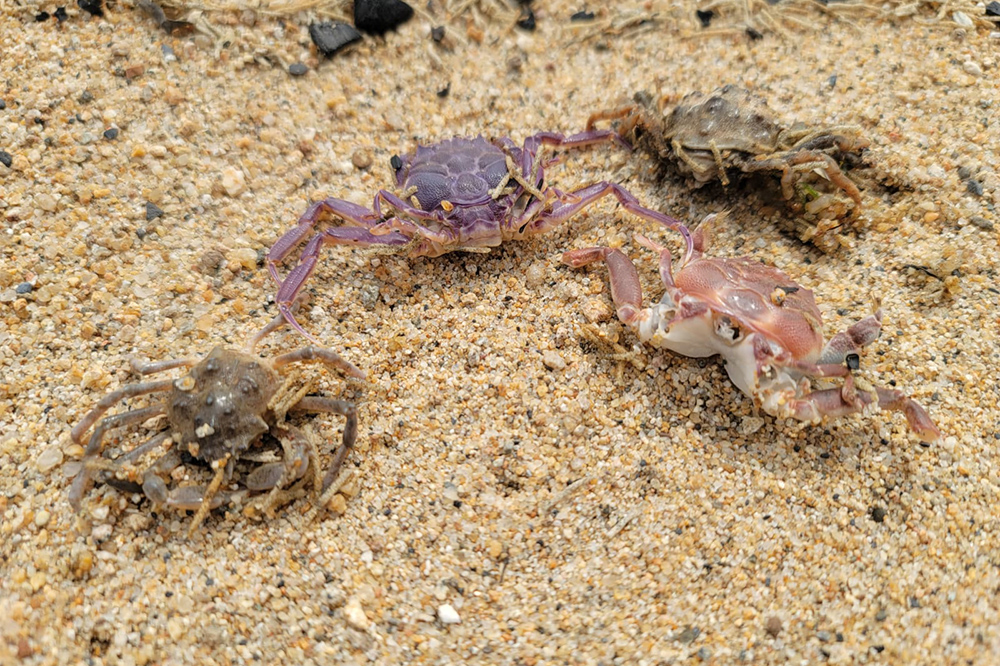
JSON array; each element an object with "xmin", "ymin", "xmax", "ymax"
[{"xmin": 1, "ymin": 1, "xmax": 999, "ymax": 664}]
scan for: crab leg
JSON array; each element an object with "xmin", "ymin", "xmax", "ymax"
[
  {"xmin": 524, "ymin": 182, "xmax": 693, "ymax": 259},
  {"xmin": 71, "ymin": 380, "xmax": 174, "ymax": 444},
  {"xmin": 783, "ymin": 377, "xmax": 940, "ymax": 442},
  {"xmin": 271, "ymin": 346, "xmax": 365, "ymax": 379},
  {"xmin": 288, "ymin": 396, "xmax": 358, "ymax": 493},
  {"xmin": 68, "ymin": 405, "xmax": 168, "ymax": 510},
  {"xmin": 271, "ymin": 227, "xmax": 410, "ymax": 343},
  {"xmin": 130, "ymin": 357, "xmax": 197, "ymax": 376},
  {"xmin": 562, "ymin": 246, "xmax": 647, "ymax": 326},
  {"xmin": 817, "ymin": 311, "xmax": 882, "ymax": 365}
]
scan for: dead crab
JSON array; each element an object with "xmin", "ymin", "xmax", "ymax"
[
  {"xmin": 589, "ymin": 85, "xmax": 870, "ymax": 250},
  {"xmin": 267, "ymin": 131, "xmax": 692, "ymax": 340},
  {"xmin": 68, "ymin": 315, "xmax": 364, "ymax": 533},
  {"xmin": 562, "ymin": 215, "xmax": 940, "ymax": 442}
]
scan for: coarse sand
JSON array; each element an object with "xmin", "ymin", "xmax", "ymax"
[{"xmin": 2, "ymin": 1, "xmax": 999, "ymax": 664}]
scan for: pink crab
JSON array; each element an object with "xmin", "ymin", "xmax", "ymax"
[
  {"xmin": 562, "ymin": 215, "xmax": 940, "ymax": 441},
  {"xmin": 268, "ymin": 131, "xmax": 692, "ymax": 339}
]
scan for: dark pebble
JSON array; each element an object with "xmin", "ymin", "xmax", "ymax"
[
  {"xmin": 870, "ymin": 506, "xmax": 886, "ymax": 523},
  {"xmin": 0, "ymin": 151, "xmax": 11, "ymax": 168},
  {"xmin": 145, "ymin": 202, "xmax": 164, "ymax": 221},
  {"xmin": 817, "ymin": 630, "xmax": 832, "ymax": 642},
  {"xmin": 909, "ymin": 596, "xmax": 921, "ymax": 608},
  {"xmin": 15, "ymin": 282, "xmax": 33, "ymax": 294},
  {"xmin": 875, "ymin": 609, "xmax": 887, "ymax": 621},
  {"xmin": 957, "ymin": 165, "xmax": 972, "ymax": 179},
  {"xmin": 36, "ymin": 11, "xmax": 50, "ymax": 21},
  {"xmin": 309, "ymin": 22, "xmax": 362, "ymax": 57},
  {"xmin": 970, "ymin": 216, "xmax": 994, "ymax": 230},
  {"xmin": 696, "ymin": 647, "xmax": 711, "ymax": 661},
  {"xmin": 78, "ymin": 90, "xmax": 94, "ymax": 104},
  {"xmin": 390, "ymin": 154, "xmax": 403, "ymax": 171},
  {"xmin": 517, "ymin": 7, "xmax": 536, "ymax": 30},
  {"xmin": 765, "ymin": 616, "xmax": 782, "ymax": 637},
  {"xmin": 967, "ymin": 179, "xmax": 984, "ymax": 197},
  {"xmin": 675, "ymin": 626, "xmax": 700, "ymax": 644},
  {"xmin": 431, "ymin": 25, "xmax": 445, "ymax": 42},
  {"xmin": 78, "ymin": 0, "xmax": 103, "ymax": 16},
  {"xmin": 0, "ymin": 100, "xmax": 5, "ymax": 110},
  {"xmin": 828, "ymin": 74, "xmax": 838, "ymax": 89},
  {"xmin": 695, "ymin": 9, "xmax": 713, "ymax": 27},
  {"xmin": 288, "ymin": 63, "xmax": 309, "ymax": 77},
  {"xmin": 354, "ymin": 0, "xmax": 414, "ymax": 35},
  {"xmin": 746, "ymin": 26, "xmax": 763, "ymax": 40},
  {"xmin": 846, "ymin": 353, "xmax": 860, "ymax": 370},
  {"xmin": 571, "ymin": 10, "xmax": 595, "ymax": 21},
  {"xmin": 436, "ymin": 83, "xmax": 450, "ymax": 98},
  {"xmin": 986, "ymin": 1, "xmax": 1000, "ymax": 17},
  {"xmin": 54, "ymin": 7, "xmax": 68, "ymax": 22},
  {"xmin": 103, "ymin": 127, "xmax": 118, "ymax": 140}
]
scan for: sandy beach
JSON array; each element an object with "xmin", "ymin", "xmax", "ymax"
[{"xmin": 2, "ymin": 1, "xmax": 999, "ymax": 663}]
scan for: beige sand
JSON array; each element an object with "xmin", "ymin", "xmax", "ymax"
[{"xmin": 1, "ymin": 1, "xmax": 998, "ymax": 664}]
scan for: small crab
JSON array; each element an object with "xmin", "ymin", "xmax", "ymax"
[
  {"xmin": 267, "ymin": 131, "xmax": 692, "ymax": 340},
  {"xmin": 589, "ymin": 85, "xmax": 870, "ymax": 250},
  {"xmin": 68, "ymin": 315, "xmax": 364, "ymax": 533},
  {"xmin": 562, "ymin": 215, "xmax": 940, "ymax": 442}
]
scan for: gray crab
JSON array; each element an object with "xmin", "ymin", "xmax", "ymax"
[
  {"xmin": 589, "ymin": 85, "xmax": 870, "ymax": 250},
  {"xmin": 267, "ymin": 132, "xmax": 692, "ymax": 341},
  {"xmin": 563, "ymin": 214, "xmax": 939, "ymax": 442},
  {"xmin": 68, "ymin": 316, "xmax": 363, "ymax": 534}
]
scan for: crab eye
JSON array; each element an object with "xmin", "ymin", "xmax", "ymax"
[
  {"xmin": 846, "ymin": 353, "xmax": 860, "ymax": 371},
  {"xmin": 715, "ymin": 317, "xmax": 743, "ymax": 343}
]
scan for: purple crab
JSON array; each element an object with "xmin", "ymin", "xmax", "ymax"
[{"xmin": 267, "ymin": 131, "xmax": 693, "ymax": 340}]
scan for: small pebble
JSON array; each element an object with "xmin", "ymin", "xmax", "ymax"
[
  {"xmin": 953, "ymin": 11, "xmax": 973, "ymax": 28},
  {"xmin": 969, "ymin": 216, "xmax": 994, "ymax": 230},
  {"xmin": 78, "ymin": 0, "xmax": 104, "ymax": 17},
  {"xmin": 354, "ymin": 0, "xmax": 414, "ymax": 35},
  {"xmin": 54, "ymin": 7, "xmax": 68, "ymax": 22},
  {"xmin": 696, "ymin": 9, "xmax": 713, "ymax": 28},
  {"xmin": 431, "ymin": 25, "xmax": 445, "ymax": 42},
  {"xmin": 145, "ymin": 201, "xmax": 163, "ymax": 221},
  {"xmin": 288, "ymin": 63, "xmax": 308, "ymax": 77},
  {"xmin": 966, "ymin": 179, "xmax": 984, "ymax": 197},
  {"xmin": 103, "ymin": 127, "xmax": 118, "ymax": 140},
  {"xmin": 36, "ymin": 446, "xmax": 63, "ymax": 472},
  {"xmin": 571, "ymin": 10, "xmax": 596, "ymax": 21},
  {"xmin": 0, "ymin": 150, "xmax": 12, "ymax": 168},
  {"xmin": 987, "ymin": 1, "xmax": 1000, "ymax": 17},
  {"xmin": 309, "ymin": 22, "xmax": 362, "ymax": 57},
  {"xmin": 517, "ymin": 7, "xmax": 536, "ymax": 31},
  {"xmin": 35, "ymin": 510, "xmax": 51, "ymax": 528},
  {"xmin": 35, "ymin": 11, "xmax": 50, "ymax": 21},
  {"xmin": 870, "ymin": 506, "xmax": 887, "ymax": 523},
  {"xmin": 438, "ymin": 604, "xmax": 460, "ymax": 624},
  {"xmin": 542, "ymin": 350, "xmax": 566, "ymax": 371},
  {"xmin": 352, "ymin": 151, "xmax": 372, "ymax": 170},
  {"xmin": 765, "ymin": 616, "xmax": 782, "ymax": 637},
  {"xmin": 16, "ymin": 282, "xmax": 33, "ymax": 294},
  {"xmin": 221, "ymin": 166, "xmax": 247, "ymax": 197},
  {"xmin": 0, "ymin": 99, "xmax": 5, "ymax": 109},
  {"xmin": 343, "ymin": 597, "xmax": 369, "ymax": 630},
  {"xmin": 36, "ymin": 193, "xmax": 57, "ymax": 212},
  {"xmin": 963, "ymin": 60, "xmax": 982, "ymax": 77}
]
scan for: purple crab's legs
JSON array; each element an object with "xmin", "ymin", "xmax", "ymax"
[
  {"xmin": 525, "ymin": 129, "xmax": 631, "ymax": 154},
  {"xmin": 267, "ymin": 198, "xmax": 382, "ymax": 284},
  {"xmin": 787, "ymin": 377, "xmax": 940, "ymax": 442},
  {"xmin": 522, "ymin": 182, "xmax": 694, "ymax": 261},
  {"xmin": 272, "ymin": 227, "xmax": 410, "ymax": 344}
]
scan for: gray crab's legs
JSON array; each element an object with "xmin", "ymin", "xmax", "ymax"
[{"xmin": 288, "ymin": 396, "xmax": 358, "ymax": 493}]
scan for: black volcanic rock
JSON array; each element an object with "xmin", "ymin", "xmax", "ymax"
[{"xmin": 354, "ymin": 0, "xmax": 414, "ymax": 35}]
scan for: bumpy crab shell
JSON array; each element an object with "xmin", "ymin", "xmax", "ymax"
[
  {"xmin": 589, "ymin": 85, "xmax": 870, "ymax": 251},
  {"xmin": 563, "ymin": 215, "xmax": 940, "ymax": 442},
  {"xmin": 68, "ymin": 339, "xmax": 363, "ymax": 534}
]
